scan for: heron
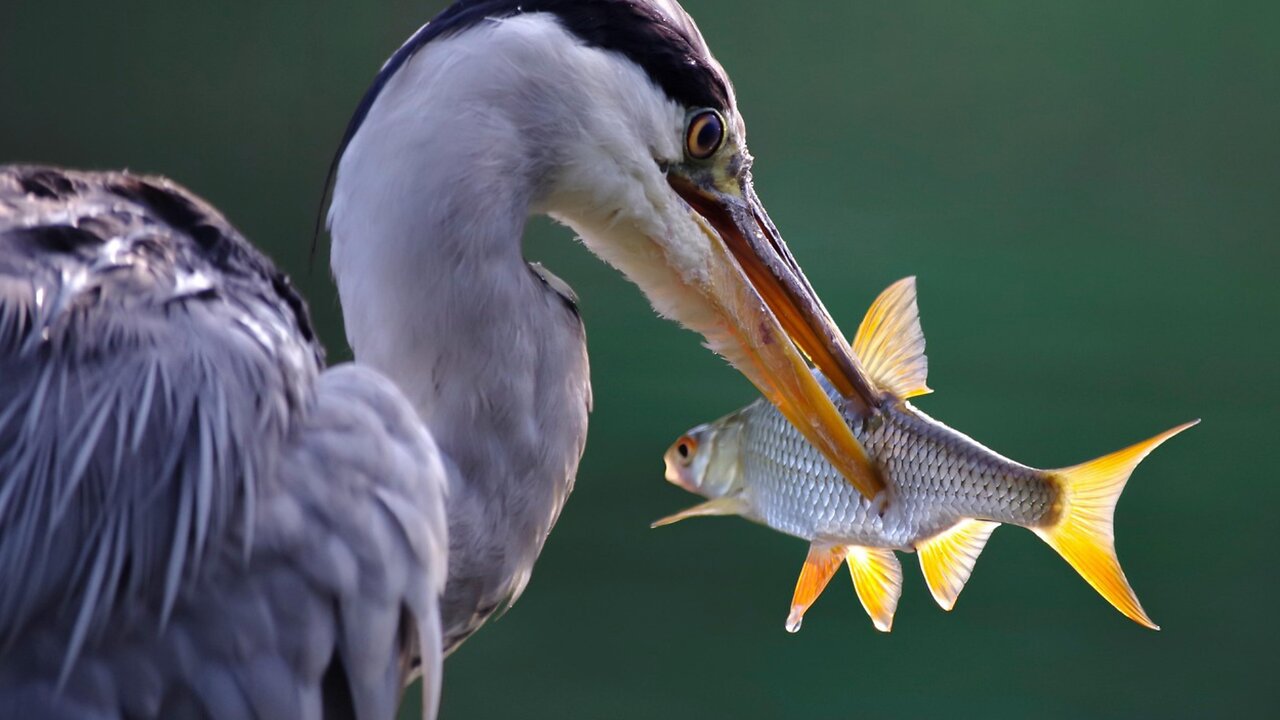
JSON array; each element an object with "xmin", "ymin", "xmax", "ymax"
[{"xmin": 0, "ymin": 1, "xmax": 886, "ymax": 718}]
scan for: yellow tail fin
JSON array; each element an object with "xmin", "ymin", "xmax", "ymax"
[{"xmin": 1034, "ymin": 420, "xmax": 1198, "ymax": 630}]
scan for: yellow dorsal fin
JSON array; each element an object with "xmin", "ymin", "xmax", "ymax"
[
  {"xmin": 845, "ymin": 546, "xmax": 903, "ymax": 632},
  {"xmin": 786, "ymin": 544, "xmax": 846, "ymax": 633},
  {"xmin": 650, "ymin": 497, "xmax": 746, "ymax": 528},
  {"xmin": 851, "ymin": 276, "xmax": 931, "ymax": 399},
  {"xmin": 917, "ymin": 519, "xmax": 1001, "ymax": 611},
  {"xmin": 1034, "ymin": 420, "xmax": 1199, "ymax": 630}
]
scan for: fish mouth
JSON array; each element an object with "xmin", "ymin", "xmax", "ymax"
[{"xmin": 667, "ymin": 172, "xmax": 885, "ymax": 502}]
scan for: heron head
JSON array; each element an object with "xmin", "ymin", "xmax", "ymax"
[
  {"xmin": 524, "ymin": 1, "xmax": 883, "ymax": 498},
  {"xmin": 330, "ymin": 0, "xmax": 882, "ymax": 500}
]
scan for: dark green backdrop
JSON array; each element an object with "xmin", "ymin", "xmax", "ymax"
[{"xmin": 3, "ymin": 2, "xmax": 1275, "ymax": 717}]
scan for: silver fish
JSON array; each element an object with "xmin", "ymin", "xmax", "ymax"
[{"xmin": 656, "ymin": 277, "xmax": 1195, "ymax": 632}]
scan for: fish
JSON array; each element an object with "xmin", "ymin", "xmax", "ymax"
[{"xmin": 654, "ymin": 277, "xmax": 1196, "ymax": 633}]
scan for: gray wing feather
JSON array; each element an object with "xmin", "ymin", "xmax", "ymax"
[{"xmin": 0, "ymin": 167, "xmax": 447, "ymax": 719}]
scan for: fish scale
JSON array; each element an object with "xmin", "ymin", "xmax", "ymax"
[
  {"xmin": 656, "ymin": 277, "xmax": 1194, "ymax": 633},
  {"xmin": 736, "ymin": 387, "xmax": 1056, "ymax": 550}
]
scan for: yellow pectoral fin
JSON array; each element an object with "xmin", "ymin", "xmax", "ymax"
[
  {"xmin": 851, "ymin": 276, "xmax": 931, "ymax": 399},
  {"xmin": 786, "ymin": 544, "xmax": 847, "ymax": 633},
  {"xmin": 846, "ymin": 546, "xmax": 903, "ymax": 633},
  {"xmin": 650, "ymin": 497, "xmax": 745, "ymax": 528},
  {"xmin": 917, "ymin": 519, "xmax": 1001, "ymax": 611}
]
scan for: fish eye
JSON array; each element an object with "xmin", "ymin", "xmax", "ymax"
[
  {"xmin": 674, "ymin": 434, "xmax": 698, "ymax": 464},
  {"xmin": 685, "ymin": 110, "xmax": 725, "ymax": 160}
]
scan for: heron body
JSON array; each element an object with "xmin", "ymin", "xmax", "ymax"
[
  {"xmin": 2, "ymin": 1, "xmax": 892, "ymax": 717},
  {"xmin": 0, "ymin": 168, "xmax": 447, "ymax": 719}
]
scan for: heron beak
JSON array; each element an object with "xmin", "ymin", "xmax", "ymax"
[{"xmin": 668, "ymin": 173, "xmax": 886, "ymax": 503}]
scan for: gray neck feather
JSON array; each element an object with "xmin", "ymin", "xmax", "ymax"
[{"xmin": 328, "ymin": 43, "xmax": 591, "ymax": 646}]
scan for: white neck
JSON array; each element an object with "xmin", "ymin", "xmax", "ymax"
[{"xmin": 328, "ymin": 16, "xmax": 596, "ymax": 646}]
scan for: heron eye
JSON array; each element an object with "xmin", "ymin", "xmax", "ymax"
[
  {"xmin": 674, "ymin": 435, "xmax": 698, "ymax": 464},
  {"xmin": 685, "ymin": 110, "xmax": 725, "ymax": 160}
]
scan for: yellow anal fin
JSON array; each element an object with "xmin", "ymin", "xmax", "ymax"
[
  {"xmin": 786, "ymin": 544, "xmax": 846, "ymax": 633},
  {"xmin": 917, "ymin": 519, "xmax": 1001, "ymax": 611},
  {"xmin": 650, "ymin": 497, "xmax": 745, "ymax": 528},
  {"xmin": 1035, "ymin": 420, "xmax": 1199, "ymax": 630},
  {"xmin": 851, "ymin": 276, "xmax": 931, "ymax": 399},
  {"xmin": 846, "ymin": 546, "xmax": 903, "ymax": 632}
]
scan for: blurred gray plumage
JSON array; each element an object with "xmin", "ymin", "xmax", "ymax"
[{"xmin": 0, "ymin": 167, "xmax": 447, "ymax": 719}]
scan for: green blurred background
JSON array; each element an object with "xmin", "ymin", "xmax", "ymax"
[{"xmin": 3, "ymin": 1, "xmax": 1276, "ymax": 717}]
